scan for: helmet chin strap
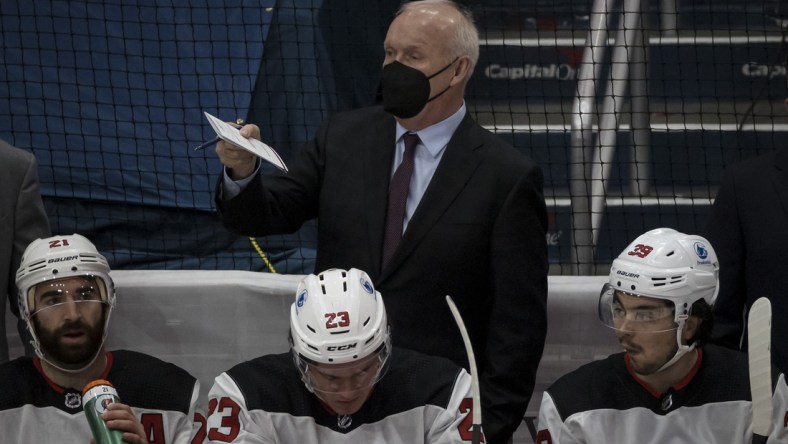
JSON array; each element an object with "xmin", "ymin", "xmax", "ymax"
[
  {"xmin": 37, "ymin": 345, "xmax": 104, "ymax": 374},
  {"xmin": 300, "ymin": 362, "xmax": 316, "ymax": 394},
  {"xmin": 655, "ymin": 319, "xmax": 697, "ymax": 373}
]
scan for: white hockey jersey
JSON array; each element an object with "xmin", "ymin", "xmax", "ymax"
[
  {"xmin": 0, "ymin": 350, "xmax": 202, "ymax": 444},
  {"xmin": 536, "ymin": 345, "xmax": 788, "ymax": 443},
  {"xmin": 205, "ymin": 347, "xmax": 481, "ymax": 443}
]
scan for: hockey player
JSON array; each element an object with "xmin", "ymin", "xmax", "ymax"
[
  {"xmin": 0, "ymin": 234, "xmax": 202, "ymax": 443},
  {"xmin": 536, "ymin": 228, "xmax": 788, "ymax": 443},
  {"xmin": 205, "ymin": 268, "xmax": 481, "ymax": 443}
]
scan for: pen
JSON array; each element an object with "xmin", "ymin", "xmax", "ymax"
[
  {"xmin": 193, "ymin": 118, "xmax": 246, "ymax": 150},
  {"xmin": 193, "ymin": 136, "xmax": 221, "ymax": 151}
]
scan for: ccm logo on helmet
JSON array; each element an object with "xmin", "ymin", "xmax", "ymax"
[
  {"xmin": 327, "ymin": 343, "xmax": 357, "ymax": 351},
  {"xmin": 47, "ymin": 256, "xmax": 78, "ymax": 264}
]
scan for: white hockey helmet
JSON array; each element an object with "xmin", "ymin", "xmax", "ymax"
[
  {"xmin": 290, "ymin": 268, "xmax": 391, "ymax": 393},
  {"xmin": 15, "ymin": 234, "xmax": 115, "ymax": 372},
  {"xmin": 599, "ymin": 228, "xmax": 719, "ymax": 370},
  {"xmin": 605, "ymin": 227, "xmax": 718, "ymax": 309}
]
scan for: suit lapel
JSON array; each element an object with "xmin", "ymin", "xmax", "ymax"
[
  {"xmin": 379, "ymin": 114, "xmax": 484, "ymax": 281},
  {"xmin": 771, "ymin": 149, "xmax": 788, "ymax": 218},
  {"xmin": 362, "ymin": 116, "xmax": 397, "ymax": 279}
]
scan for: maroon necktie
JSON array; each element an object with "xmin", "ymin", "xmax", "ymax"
[{"xmin": 382, "ymin": 133, "xmax": 419, "ymax": 267}]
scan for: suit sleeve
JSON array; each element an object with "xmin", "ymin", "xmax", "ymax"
[
  {"xmin": 214, "ymin": 119, "xmax": 331, "ymax": 237},
  {"xmin": 705, "ymin": 168, "xmax": 747, "ymax": 351},
  {"xmin": 9, "ymin": 153, "xmax": 50, "ymax": 313},
  {"xmin": 481, "ymin": 164, "xmax": 549, "ymax": 443},
  {"xmin": 206, "ymin": 373, "xmax": 275, "ymax": 444}
]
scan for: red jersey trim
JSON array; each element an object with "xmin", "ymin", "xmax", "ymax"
[
  {"xmin": 624, "ymin": 348, "xmax": 704, "ymax": 398},
  {"xmin": 33, "ymin": 351, "xmax": 114, "ymax": 394}
]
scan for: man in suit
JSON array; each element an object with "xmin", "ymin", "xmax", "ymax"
[
  {"xmin": 213, "ymin": 1, "xmax": 548, "ymax": 442},
  {"xmin": 704, "ymin": 69, "xmax": 788, "ymax": 374},
  {"xmin": 705, "ymin": 148, "xmax": 788, "ymax": 373},
  {"xmin": 0, "ymin": 139, "xmax": 50, "ymax": 363}
]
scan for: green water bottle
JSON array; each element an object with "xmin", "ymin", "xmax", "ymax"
[{"xmin": 82, "ymin": 379, "xmax": 125, "ymax": 444}]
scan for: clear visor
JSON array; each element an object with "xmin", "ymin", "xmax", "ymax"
[
  {"xmin": 296, "ymin": 343, "xmax": 390, "ymax": 395},
  {"xmin": 598, "ymin": 284, "xmax": 678, "ymax": 333},
  {"xmin": 27, "ymin": 275, "xmax": 109, "ymax": 318}
]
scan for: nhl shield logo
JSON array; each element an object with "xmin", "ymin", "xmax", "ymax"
[{"xmin": 65, "ymin": 392, "xmax": 81, "ymax": 409}]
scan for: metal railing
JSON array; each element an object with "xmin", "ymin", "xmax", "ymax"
[{"xmin": 569, "ymin": 0, "xmax": 652, "ymax": 274}]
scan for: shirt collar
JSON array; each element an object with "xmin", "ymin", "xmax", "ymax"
[{"xmin": 395, "ymin": 103, "xmax": 466, "ymax": 158}]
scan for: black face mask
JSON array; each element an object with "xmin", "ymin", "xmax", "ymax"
[{"xmin": 381, "ymin": 58, "xmax": 458, "ymax": 119}]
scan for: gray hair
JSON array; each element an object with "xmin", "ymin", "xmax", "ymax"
[{"xmin": 398, "ymin": 0, "xmax": 480, "ymax": 69}]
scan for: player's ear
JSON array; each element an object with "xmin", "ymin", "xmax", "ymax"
[{"xmin": 681, "ymin": 316, "xmax": 701, "ymax": 344}]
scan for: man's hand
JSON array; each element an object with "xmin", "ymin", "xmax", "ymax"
[
  {"xmin": 216, "ymin": 123, "xmax": 261, "ymax": 180},
  {"xmin": 89, "ymin": 402, "xmax": 149, "ymax": 444}
]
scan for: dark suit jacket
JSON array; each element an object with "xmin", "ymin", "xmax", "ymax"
[
  {"xmin": 0, "ymin": 140, "xmax": 50, "ymax": 362},
  {"xmin": 217, "ymin": 106, "xmax": 548, "ymax": 443},
  {"xmin": 705, "ymin": 148, "xmax": 788, "ymax": 373}
]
